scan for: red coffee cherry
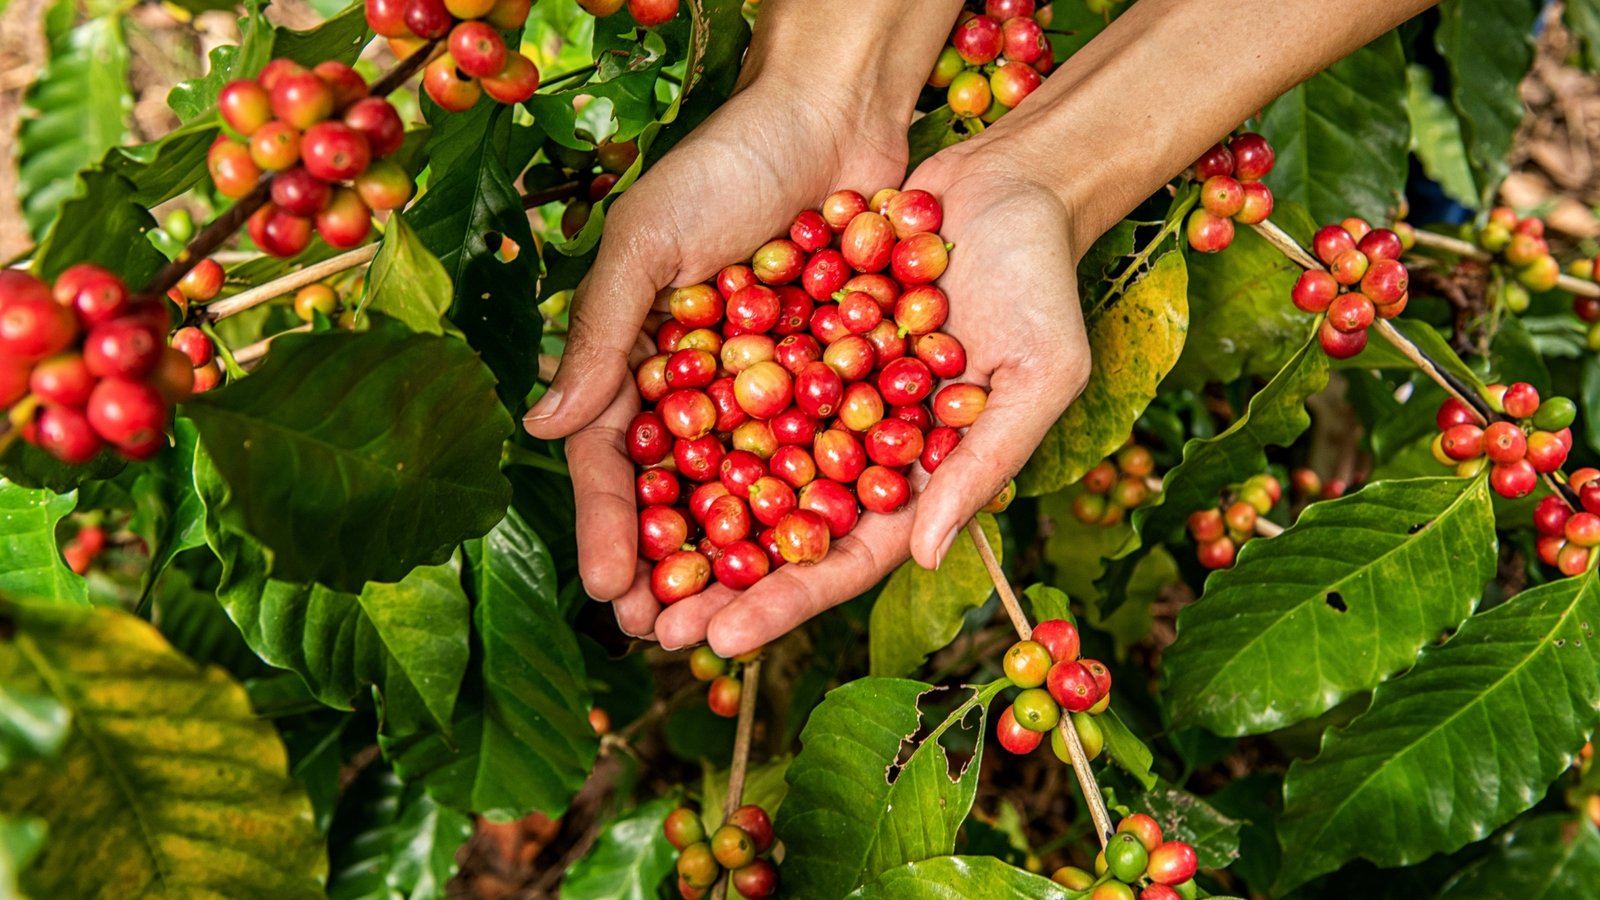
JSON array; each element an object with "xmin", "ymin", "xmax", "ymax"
[
  {"xmin": 1327, "ymin": 293, "xmax": 1375, "ymax": 334},
  {"xmin": 217, "ymin": 79, "xmax": 274, "ymax": 137},
  {"xmin": 0, "ymin": 290, "xmax": 77, "ymax": 361},
  {"xmin": 1229, "ymin": 133, "xmax": 1275, "ymax": 181},
  {"xmin": 799, "ymin": 478, "xmax": 859, "ymax": 539},
  {"xmin": 857, "ymin": 465, "xmax": 910, "ymax": 513},
  {"xmin": 639, "ymin": 506, "xmax": 689, "ymax": 561},
  {"xmin": 953, "ymin": 14, "xmax": 1003, "ymax": 64},
  {"xmin": 208, "ymin": 138, "xmax": 262, "ymax": 199},
  {"xmin": 1318, "ymin": 318, "xmax": 1367, "ymax": 359},
  {"xmin": 28, "ymin": 354, "xmax": 93, "ymax": 408},
  {"xmin": 34, "ymin": 405, "xmax": 104, "ymax": 464},
  {"xmin": 752, "ymin": 239, "xmax": 805, "ymax": 286},
  {"xmin": 269, "ymin": 71, "xmax": 335, "ymax": 130},
  {"xmin": 301, "ymin": 122, "xmax": 372, "ymax": 182},
  {"xmin": 482, "ymin": 52, "xmax": 541, "ymax": 104},
  {"xmin": 1235, "ymin": 181, "xmax": 1273, "ymax": 224},
  {"xmin": 247, "ymin": 203, "xmax": 314, "ymax": 257},
  {"xmin": 674, "ymin": 435, "xmax": 725, "ymax": 482},
  {"xmin": 83, "ymin": 318, "xmax": 163, "ymax": 379},
  {"xmin": 86, "ymin": 378, "xmax": 166, "ymax": 452},
  {"xmin": 423, "ymin": 57, "xmax": 482, "ymax": 112},
  {"xmin": 1146, "ymin": 841, "xmax": 1199, "ymax": 885},
  {"xmin": 933, "ymin": 383, "xmax": 987, "ymax": 428},
  {"xmin": 1200, "ymin": 175, "xmax": 1245, "ymax": 218},
  {"xmin": 652, "ymin": 550, "xmax": 711, "ymax": 603},
  {"xmin": 1490, "ymin": 459, "xmax": 1537, "ymax": 498},
  {"xmin": 1047, "ymin": 660, "xmax": 1101, "ymax": 712},
  {"xmin": 1482, "ymin": 421, "xmax": 1526, "ymax": 464},
  {"xmin": 891, "ymin": 232, "xmax": 950, "ymax": 284},
  {"xmin": 773, "ymin": 509, "xmax": 830, "ymax": 563},
  {"xmin": 627, "ymin": 0, "xmax": 679, "ymax": 27},
  {"xmin": 312, "ymin": 61, "xmax": 368, "ymax": 109},
  {"xmin": 864, "ymin": 418, "xmax": 924, "ymax": 468},
  {"xmin": 1313, "ymin": 225, "xmax": 1357, "ymax": 265},
  {"xmin": 821, "ymin": 190, "xmax": 868, "ymax": 231},
  {"xmin": 270, "ymin": 167, "xmax": 333, "ymax": 217},
  {"xmin": 841, "ymin": 212, "xmax": 895, "ymax": 272},
  {"xmin": 995, "ymin": 706, "xmax": 1043, "ymax": 754},
  {"xmin": 1192, "ymin": 142, "xmax": 1234, "ymax": 180},
  {"xmin": 403, "ymin": 0, "xmax": 453, "ymax": 38},
  {"xmin": 1185, "ymin": 209, "xmax": 1234, "ymax": 253}
]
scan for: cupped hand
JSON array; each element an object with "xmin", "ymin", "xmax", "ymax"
[
  {"xmin": 523, "ymin": 77, "xmax": 910, "ymax": 640},
  {"xmin": 652, "ymin": 141, "xmax": 1093, "ymax": 658}
]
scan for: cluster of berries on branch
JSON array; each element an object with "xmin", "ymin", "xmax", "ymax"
[
  {"xmin": 542, "ymin": 132, "xmax": 640, "ymax": 239},
  {"xmin": 1292, "ymin": 217, "xmax": 1413, "ymax": 359},
  {"xmin": 1, "ymin": 267, "xmax": 195, "ymax": 464},
  {"xmin": 1431, "ymin": 383, "xmax": 1574, "ymax": 501},
  {"xmin": 1185, "ymin": 473, "xmax": 1281, "ymax": 570},
  {"xmin": 1051, "ymin": 814, "xmax": 1200, "ymax": 900},
  {"xmin": 630, "ymin": 189, "xmax": 991, "ymax": 603},
  {"xmin": 210, "ymin": 60, "xmax": 413, "ymax": 256},
  {"xmin": 1533, "ymin": 466, "xmax": 1600, "ymax": 576},
  {"xmin": 664, "ymin": 803, "xmax": 779, "ymax": 899},
  {"xmin": 165, "ymin": 258, "xmax": 225, "ymax": 394},
  {"xmin": 1477, "ymin": 206, "xmax": 1561, "ymax": 294},
  {"xmin": 366, "ymin": 0, "xmax": 540, "ymax": 110},
  {"xmin": 576, "ymin": 0, "xmax": 680, "ymax": 28},
  {"xmin": 1071, "ymin": 441, "xmax": 1160, "ymax": 527},
  {"xmin": 1183, "ymin": 132, "xmax": 1276, "ymax": 254},
  {"xmin": 687, "ymin": 645, "xmax": 759, "ymax": 717},
  {"xmin": 928, "ymin": 1, "xmax": 1056, "ymax": 121},
  {"xmin": 1289, "ymin": 466, "xmax": 1350, "ymax": 503},
  {"xmin": 994, "ymin": 619, "xmax": 1113, "ymax": 762}
]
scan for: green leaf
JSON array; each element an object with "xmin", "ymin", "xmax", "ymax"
[
  {"xmin": 1024, "ymin": 583, "xmax": 1073, "ymax": 623},
  {"xmin": 1020, "ymin": 250, "xmax": 1188, "ymax": 495},
  {"xmin": 780, "ymin": 679, "xmax": 1001, "ymax": 899},
  {"xmin": 0, "ymin": 815, "xmax": 46, "ymax": 900},
  {"xmin": 326, "ymin": 767, "xmax": 471, "ymax": 900},
  {"xmin": 907, "ymin": 106, "xmax": 966, "ymax": 170},
  {"xmin": 167, "ymin": 7, "xmax": 274, "ymax": 122},
  {"xmin": 1405, "ymin": 64, "xmax": 1478, "ymax": 208},
  {"xmin": 0, "ymin": 683, "xmax": 69, "ymax": 769},
  {"xmin": 1166, "ymin": 202, "xmax": 1319, "ymax": 389},
  {"xmin": 0, "ymin": 480, "xmax": 84, "ymax": 605},
  {"xmin": 1164, "ymin": 477, "xmax": 1498, "ymax": 736},
  {"xmin": 1274, "ymin": 569, "xmax": 1600, "ymax": 891},
  {"xmin": 270, "ymin": 3, "xmax": 371, "ymax": 67},
  {"xmin": 523, "ymin": 55, "xmax": 664, "ymax": 150},
  {"xmin": 186, "ymin": 318, "xmax": 512, "ymax": 591},
  {"xmin": 869, "ymin": 515, "xmax": 999, "ymax": 677},
  {"xmin": 1099, "ymin": 710, "xmax": 1156, "ymax": 792},
  {"xmin": 384, "ymin": 510, "xmax": 598, "ymax": 820},
  {"xmin": 1134, "ymin": 784, "xmax": 1243, "ymax": 871},
  {"xmin": 18, "ymin": 16, "xmax": 131, "ymax": 238},
  {"xmin": 1435, "ymin": 0, "xmax": 1540, "ymax": 200},
  {"xmin": 0, "ymin": 439, "xmax": 125, "ymax": 494},
  {"xmin": 410, "ymin": 103, "xmax": 544, "ymax": 405},
  {"xmin": 128, "ymin": 418, "xmax": 206, "ymax": 594},
  {"xmin": 1136, "ymin": 331, "xmax": 1327, "ymax": 548},
  {"xmin": 560, "ymin": 795, "xmax": 680, "ymax": 900},
  {"xmin": 1260, "ymin": 30, "xmax": 1410, "ymax": 223},
  {"xmin": 104, "ymin": 121, "xmax": 218, "ymax": 208},
  {"xmin": 847, "ymin": 856, "xmax": 1071, "ymax": 900},
  {"xmin": 30, "ymin": 169, "xmax": 164, "ymax": 286},
  {"xmin": 0, "ymin": 600, "xmax": 326, "ymax": 897},
  {"xmin": 361, "ymin": 214, "xmax": 455, "ymax": 335},
  {"xmin": 1438, "ymin": 815, "xmax": 1600, "ymax": 899}
]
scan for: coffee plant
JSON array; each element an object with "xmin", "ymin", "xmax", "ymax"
[{"xmin": 3, "ymin": 0, "xmax": 1600, "ymax": 897}]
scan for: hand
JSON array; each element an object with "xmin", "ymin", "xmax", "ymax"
[
  {"xmin": 523, "ymin": 76, "xmax": 910, "ymax": 641},
  {"xmin": 652, "ymin": 141, "xmax": 1092, "ymax": 657}
]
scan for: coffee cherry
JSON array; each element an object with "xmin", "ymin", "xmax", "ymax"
[
  {"xmin": 1197, "ymin": 535, "xmax": 1236, "ymax": 568},
  {"xmin": 864, "ymin": 419, "xmax": 923, "ymax": 468},
  {"xmin": 1526, "ymin": 430, "xmax": 1568, "ymax": 474},
  {"xmin": 823, "ymin": 335, "xmax": 876, "ymax": 383},
  {"xmin": 1438, "ymin": 423, "xmax": 1484, "ymax": 461},
  {"xmin": 1030, "ymin": 618, "xmax": 1080, "ymax": 663},
  {"xmin": 1313, "ymin": 225, "xmax": 1356, "ymax": 265},
  {"xmin": 730, "ymin": 860, "xmax": 778, "ymax": 899},
  {"xmin": 1559, "ymin": 543, "xmax": 1591, "ymax": 576},
  {"xmin": 0, "ymin": 291, "xmax": 77, "ymax": 361},
  {"xmin": 366, "ymin": 0, "xmax": 413, "ymax": 37},
  {"xmin": 188, "ymin": 361, "xmax": 221, "ymax": 395},
  {"xmin": 728, "ymin": 284, "xmax": 781, "ymax": 333},
  {"xmin": 927, "ymin": 45, "xmax": 966, "ymax": 89},
  {"xmin": 890, "ymin": 232, "xmax": 950, "ymax": 284},
  {"xmin": 1201, "ymin": 175, "xmax": 1245, "ymax": 218},
  {"xmin": 424, "ymin": 58, "xmax": 482, "ymax": 112},
  {"xmin": 1141, "ymin": 885, "xmax": 1182, "ymax": 900},
  {"xmin": 1502, "ymin": 382, "xmax": 1541, "ymax": 419},
  {"xmin": 1146, "ymin": 842, "xmax": 1199, "ymax": 885},
  {"xmin": 933, "ymin": 383, "xmax": 987, "ymax": 428},
  {"xmin": 770, "ymin": 445, "xmax": 817, "ymax": 489},
  {"xmin": 208, "ymin": 138, "xmax": 262, "ymax": 198},
  {"xmin": 1116, "ymin": 813, "xmax": 1164, "ymax": 852},
  {"xmin": 1289, "ymin": 270, "xmax": 1338, "ymax": 314},
  {"xmin": 1318, "ymin": 318, "xmax": 1367, "ymax": 359},
  {"xmin": 315, "ymin": 188, "xmax": 373, "ymax": 248},
  {"xmin": 1185, "ymin": 210, "xmax": 1234, "ymax": 253},
  {"xmin": 652, "ymin": 550, "xmax": 711, "ymax": 603},
  {"xmin": 948, "ymin": 70, "xmax": 993, "ymax": 119},
  {"xmin": 770, "ymin": 408, "xmax": 819, "ymax": 446},
  {"xmin": 990, "ymin": 62, "xmax": 1042, "ymax": 109},
  {"xmin": 248, "ymin": 204, "xmax": 313, "ymax": 257},
  {"xmin": 1106, "ymin": 832, "xmax": 1150, "ymax": 884},
  {"xmin": 919, "ymin": 425, "xmax": 960, "ymax": 473},
  {"xmin": 301, "ymin": 122, "xmax": 371, "ymax": 182},
  {"xmin": 664, "ymin": 807, "xmax": 705, "ymax": 851},
  {"xmin": 1490, "ymin": 459, "xmax": 1538, "ymax": 498},
  {"xmin": 248, "ymin": 120, "xmax": 303, "ymax": 172},
  {"xmin": 1482, "ymin": 421, "xmax": 1526, "ymax": 464},
  {"xmin": 86, "ymin": 378, "xmax": 165, "ymax": 451},
  {"xmin": 483, "ymin": 52, "xmax": 541, "ymax": 104},
  {"xmin": 403, "ymin": 0, "xmax": 452, "ymax": 38},
  {"xmin": 840, "ymin": 212, "xmax": 895, "ymax": 273},
  {"xmin": 710, "ymin": 824, "xmax": 756, "ymax": 869},
  {"xmin": 217, "ymin": 79, "xmax": 274, "ymax": 137},
  {"xmin": 1327, "ymin": 293, "xmax": 1374, "ymax": 334},
  {"xmin": 773, "ymin": 509, "xmax": 829, "ymax": 563},
  {"xmin": 343, "ymin": 97, "xmax": 405, "ymax": 159},
  {"xmin": 677, "ymin": 840, "xmax": 721, "ymax": 889},
  {"xmin": 821, "ymin": 190, "xmax": 868, "ymax": 231},
  {"xmin": 1229, "ymin": 133, "xmax": 1274, "ymax": 180},
  {"xmin": 953, "ymin": 14, "xmax": 1003, "ymax": 64},
  {"xmin": 1360, "ymin": 258, "xmax": 1407, "ymax": 304},
  {"xmin": 995, "ymin": 706, "xmax": 1043, "ymax": 754},
  {"xmin": 1192, "ymin": 143, "xmax": 1234, "ymax": 180},
  {"xmin": 639, "ymin": 506, "xmax": 688, "ymax": 561},
  {"xmin": 1051, "ymin": 711, "xmax": 1103, "ymax": 763},
  {"xmin": 1001, "ymin": 15, "xmax": 1047, "ymax": 65},
  {"xmin": 1235, "ymin": 181, "xmax": 1273, "ymax": 224},
  {"xmin": 445, "ymin": 22, "xmax": 508, "ymax": 81},
  {"xmin": 838, "ymin": 291, "xmax": 883, "ymax": 335},
  {"xmin": 1046, "ymin": 660, "xmax": 1100, "ymax": 712},
  {"xmin": 1534, "ymin": 495, "xmax": 1573, "ymax": 536},
  {"xmin": 1052, "ymin": 866, "xmax": 1095, "ymax": 891},
  {"xmin": 82, "ymin": 319, "xmax": 162, "ymax": 380},
  {"xmin": 628, "ymin": 0, "xmax": 679, "ymax": 26},
  {"xmin": 35, "ymin": 405, "xmax": 104, "ymax": 464}
]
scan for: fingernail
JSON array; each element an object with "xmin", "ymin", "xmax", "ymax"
[
  {"xmin": 522, "ymin": 388, "xmax": 562, "ymax": 424},
  {"xmin": 934, "ymin": 526, "xmax": 960, "ymax": 569}
]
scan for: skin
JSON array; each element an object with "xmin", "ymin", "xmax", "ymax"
[{"xmin": 525, "ymin": 0, "xmax": 1440, "ymax": 655}]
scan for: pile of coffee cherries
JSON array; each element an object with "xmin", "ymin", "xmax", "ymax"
[
  {"xmin": 664, "ymin": 803, "xmax": 778, "ymax": 899},
  {"xmin": 994, "ymin": 619, "xmax": 1113, "ymax": 762},
  {"xmin": 209, "ymin": 60, "xmax": 412, "ymax": 256},
  {"xmin": 1184, "ymin": 132, "xmax": 1276, "ymax": 254},
  {"xmin": 688, "ymin": 645, "xmax": 757, "ymax": 718},
  {"xmin": 576, "ymin": 0, "xmax": 679, "ymax": 27},
  {"xmin": 365, "ymin": 0, "xmax": 540, "ymax": 110},
  {"xmin": 1051, "ymin": 814, "xmax": 1201, "ymax": 900},
  {"xmin": 1071, "ymin": 442, "xmax": 1159, "ymax": 527},
  {"xmin": 1185, "ymin": 473, "xmax": 1281, "ymax": 570},
  {"xmin": 1289, "ymin": 218, "xmax": 1413, "ymax": 359},
  {"xmin": 1, "ymin": 267, "xmax": 193, "ymax": 464},
  {"xmin": 928, "ymin": 1, "xmax": 1055, "ymax": 120},
  {"xmin": 1432, "ymin": 383, "xmax": 1574, "ymax": 501},
  {"xmin": 630, "ymin": 189, "xmax": 988, "ymax": 604},
  {"xmin": 1477, "ymin": 206, "xmax": 1560, "ymax": 293}
]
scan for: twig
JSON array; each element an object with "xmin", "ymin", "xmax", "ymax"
[
  {"xmin": 1409, "ymin": 230, "xmax": 1600, "ymax": 298},
  {"xmin": 965, "ymin": 519, "xmax": 1030, "ymax": 640},
  {"xmin": 140, "ymin": 40, "xmax": 440, "ymax": 300},
  {"xmin": 198, "ymin": 245, "xmax": 379, "ymax": 323},
  {"xmin": 233, "ymin": 324, "xmax": 310, "ymax": 366},
  {"xmin": 1247, "ymin": 218, "xmax": 1320, "ymax": 271},
  {"xmin": 710, "ymin": 657, "xmax": 762, "ymax": 900},
  {"xmin": 965, "ymin": 521, "xmax": 1114, "ymax": 849},
  {"xmin": 1254, "ymin": 518, "xmax": 1284, "ymax": 538}
]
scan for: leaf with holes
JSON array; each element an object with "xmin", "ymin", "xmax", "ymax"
[
  {"xmin": 1435, "ymin": 0, "xmax": 1539, "ymax": 201},
  {"xmin": 1164, "ymin": 476, "xmax": 1497, "ymax": 736},
  {"xmin": 1274, "ymin": 569, "xmax": 1600, "ymax": 891},
  {"xmin": 186, "ymin": 318, "xmax": 512, "ymax": 592},
  {"xmin": 0, "ymin": 481, "xmax": 84, "ymax": 606},
  {"xmin": 325, "ymin": 767, "xmax": 471, "ymax": 900},
  {"xmin": 410, "ymin": 104, "xmax": 543, "ymax": 405},
  {"xmin": 779, "ymin": 678, "xmax": 1003, "ymax": 899},
  {"xmin": 869, "ymin": 514, "xmax": 999, "ymax": 677},
  {"xmin": 1020, "ymin": 250, "xmax": 1188, "ymax": 496},
  {"xmin": 561, "ymin": 794, "xmax": 681, "ymax": 900},
  {"xmin": 17, "ymin": 16, "xmax": 130, "ymax": 239},
  {"xmin": 1260, "ymin": 30, "xmax": 1409, "ymax": 223},
  {"xmin": 1438, "ymin": 815, "xmax": 1600, "ymax": 899},
  {"xmin": 1134, "ymin": 783, "xmax": 1244, "ymax": 871},
  {"xmin": 382, "ymin": 510, "xmax": 597, "ymax": 820},
  {"xmin": 847, "ymin": 856, "xmax": 1072, "ymax": 900},
  {"xmin": 0, "ymin": 599, "xmax": 326, "ymax": 898}
]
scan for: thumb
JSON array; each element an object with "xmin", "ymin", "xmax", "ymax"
[
  {"xmin": 909, "ymin": 359, "xmax": 1087, "ymax": 568},
  {"xmin": 524, "ymin": 209, "xmax": 676, "ymax": 439}
]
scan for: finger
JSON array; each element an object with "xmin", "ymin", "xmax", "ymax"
[
  {"xmin": 706, "ymin": 507, "xmax": 915, "ymax": 657},
  {"xmin": 654, "ymin": 583, "xmax": 741, "ymax": 651},
  {"xmin": 910, "ymin": 360, "xmax": 1088, "ymax": 569},
  {"xmin": 568, "ymin": 386, "xmax": 643, "ymax": 601},
  {"xmin": 609, "ymin": 562, "xmax": 662, "ymax": 640},
  {"xmin": 524, "ymin": 198, "xmax": 677, "ymax": 439}
]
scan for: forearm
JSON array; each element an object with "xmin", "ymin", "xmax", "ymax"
[
  {"xmin": 740, "ymin": 0, "xmax": 964, "ymax": 122},
  {"xmin": 962, "ymin": 0, "xmax": 1438, "ymax": 250}
]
